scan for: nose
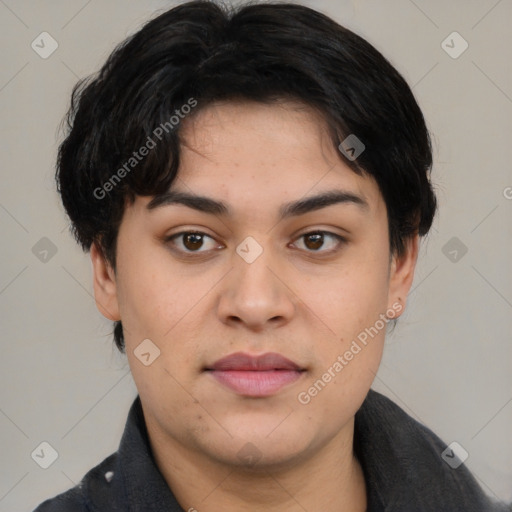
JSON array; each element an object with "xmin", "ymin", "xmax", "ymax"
[{"xmin": 216, "ymin": 247, "xmax": 296, "ymax": 331}]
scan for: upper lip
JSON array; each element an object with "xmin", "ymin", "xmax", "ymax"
[{"xmin": 206, "ymin": 352, "xmax": 303, "ymax": 371}]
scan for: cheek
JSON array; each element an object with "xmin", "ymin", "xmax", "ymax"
[
  {"xmin": 114, "ymin": 263, "xmax": 170, "ymax": 342},
  {"xmin": 298, "ymin": 252, "xmax": 390, "ymax": 335},
  {"xmin": 114, "ymin": 238, "xmax": 197, "ymax": 339},
  {"xmin": 111, "ymin": 261, "xmax": 174, "ymax": 378},
  {"xmin": 114, "ymin": 240, "xmax": 217, "ymax": 388},
  {"xmin": 293, "ymin": 239, "xmax": 390, "ymax": 386}
]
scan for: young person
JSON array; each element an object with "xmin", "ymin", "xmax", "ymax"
[{"xmin": 34, "ymin": 1, "xmax": 508, "ymax": 510}]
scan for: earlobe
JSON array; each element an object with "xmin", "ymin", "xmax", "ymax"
[
  {"xmin": 90, "ymin": 242, "xmax": 121, "ymax": 321},
  {"xmin": 387, "ymin": 235, "xmax": 419, "ymax": 317}
]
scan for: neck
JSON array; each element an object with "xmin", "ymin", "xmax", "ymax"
[{"xmin": 146, "ymin": 415, "xmax": 367, "ymax": 512}]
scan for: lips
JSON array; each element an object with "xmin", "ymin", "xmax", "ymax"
[
  {"xmin": 205, "ymin": 352, "xmax": 305, "ymax": 397},
  {"xmin": 207, "ymin": 352, "xmax": 303, "ymax": 372}
]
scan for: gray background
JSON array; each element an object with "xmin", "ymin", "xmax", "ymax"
[{"xmin": 0, "ymin": 0, "xmax": 511, "ymax": 510}]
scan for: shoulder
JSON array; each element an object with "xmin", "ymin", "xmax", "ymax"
[
  {"xmin": 356, "ymin": 390, "xmax": 509, "ymax": 511},
  {"xmin": 32, "ymin": 453, "xmax": 117, "ymax": 512}
]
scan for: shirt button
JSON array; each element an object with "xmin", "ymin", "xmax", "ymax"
[{"xmin": 104, "ymin": 470, "xmax": 114, "ymax": 483}]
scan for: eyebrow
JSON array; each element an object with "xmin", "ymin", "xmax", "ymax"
[{"xmin": 146, "ymin": 189, "xmax": 369, "ymax": 219}]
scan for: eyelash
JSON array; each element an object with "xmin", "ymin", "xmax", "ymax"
[{"xmin": 165, "ymin": 230, "xmax": 347, "ymax": 257}]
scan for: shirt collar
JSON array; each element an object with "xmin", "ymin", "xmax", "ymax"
[{"xmin": 85, "ymin": 395, "xmax": 183, "ymax": 512}]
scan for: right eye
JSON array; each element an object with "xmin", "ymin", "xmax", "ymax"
[{"xmin": 166, "ymin": 231, "xmax": 223, "ymax": 254}]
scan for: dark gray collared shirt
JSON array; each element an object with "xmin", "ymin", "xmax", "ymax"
[{"xmin": 33, "ymin": 389, "xmax": 509, "ymax": 511}]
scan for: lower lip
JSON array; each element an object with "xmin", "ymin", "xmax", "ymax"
[{"xmin": 208, "ymin": 370, "xmax": 303, "ymax": 397}]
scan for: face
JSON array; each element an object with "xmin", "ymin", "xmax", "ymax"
[{"xmin": 91, "ymin": 100, "xmax": 418, "ymax": 472}]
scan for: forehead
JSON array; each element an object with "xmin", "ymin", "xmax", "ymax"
[
  {"xmin": 172, "ymin": 100, "xmax": 381, "ymax": 206},
  {"xmin": 124, "ymin": 100, "xmax": 386, "ymax": 225},
  {"xmin": 180, "ymin": 100, "xmax": 340, "ymax": 174}
]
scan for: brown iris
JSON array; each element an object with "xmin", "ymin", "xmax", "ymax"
[
  {"xmin": 303, "ymin": 232, "xmax": 324, "ymax": 250},
  {"xmin": 183, "ymin": 233, "xmax": 204, "ymax": 251}
]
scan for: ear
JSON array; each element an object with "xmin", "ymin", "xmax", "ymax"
[
  {"xmin": 387, "ymin": 234, "xmax": 419, "ymax": 318},
  {"xmin": 90, "ymin": 242, "xmax": 121, "ymax": 321}
]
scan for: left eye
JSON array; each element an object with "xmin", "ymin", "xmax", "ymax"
[{"xmin": 292, "ymin": 231, "xmax": 344, "ymax": 253}]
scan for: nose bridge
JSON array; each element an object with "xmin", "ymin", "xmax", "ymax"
[
  {"xmin": 217, "ymin": 238, "xmax": 295, "ymax": 327},
  {"xmin": 237, "ymin": 252, "xmax": 277, "ymax": 299}
]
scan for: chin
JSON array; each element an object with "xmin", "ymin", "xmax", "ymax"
[
  {"xmin": 218, "ymin": 443, "xmax": 308, "ymax": 473},
  {"xmin": 199, "ymin": 426, "xmax": 313, "ymax": 471}
]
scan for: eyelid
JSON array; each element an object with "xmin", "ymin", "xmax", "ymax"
[{"xmin": 292, "ymin": 226, "xmax": 348, "ymax": 239}]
